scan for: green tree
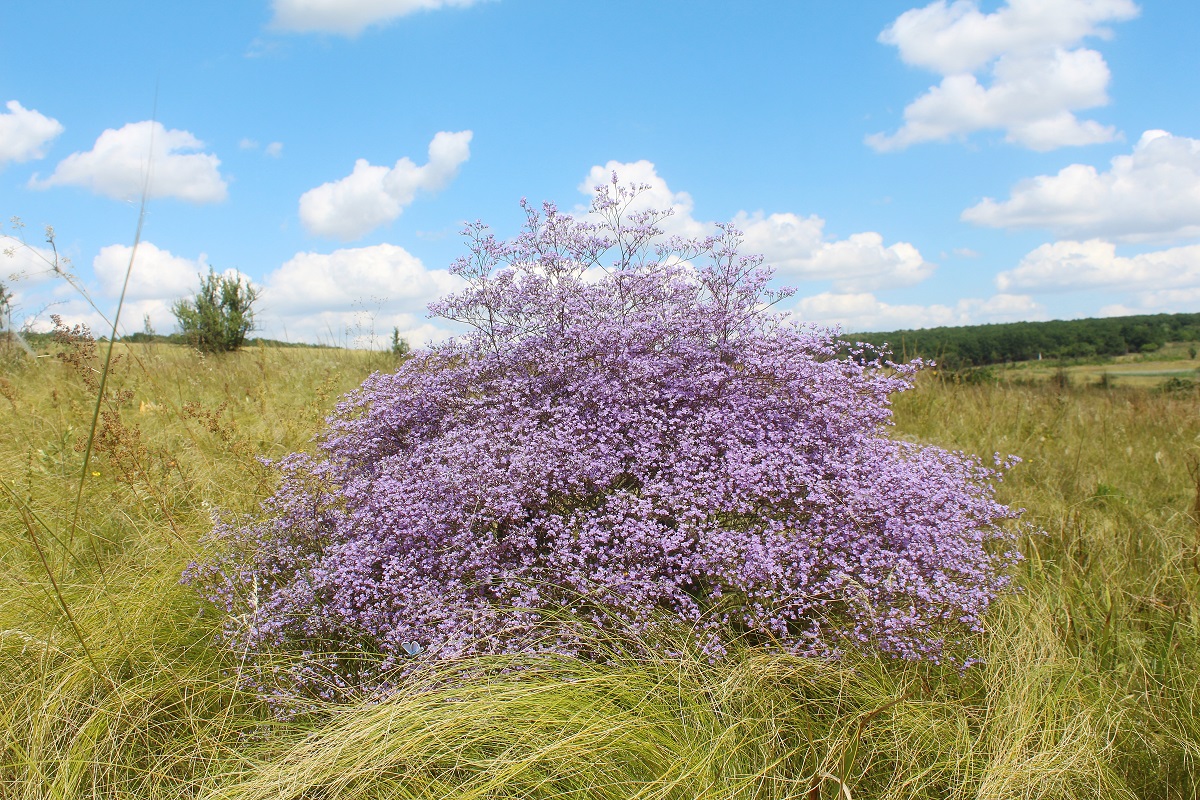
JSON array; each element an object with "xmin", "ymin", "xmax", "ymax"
[
  {"xmin": 390, "ymin": 326, "xmax": 411, "ymax": 358},
  {"xmin": 171, "ymin": 269, "xmax": 258, "ymax": 353},
  {"xmin": 0, "ymin": 280, "xmax": 12, "ymax": 332}
]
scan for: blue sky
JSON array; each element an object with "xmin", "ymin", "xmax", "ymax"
[{"xmin": 3, "ymin": 0, "xmax": 1199, "ymax": 346}]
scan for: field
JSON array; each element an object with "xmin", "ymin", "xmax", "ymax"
[
  {"xmin": 989, "ymin": 343, "xmax": 1200, "ymax": 390},
  {"xmin": 1, "ymin": 338, "xmax": 1198, "ymax": 799}
]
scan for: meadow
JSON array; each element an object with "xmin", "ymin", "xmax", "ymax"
[{"xmin": 1, "ymin": 336, "xmax": 1198, "ymax": 799}]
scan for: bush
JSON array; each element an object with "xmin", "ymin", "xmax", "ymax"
[
  {"xmin": 187, "ymin": 181, "xmax": 1022, "ymax": 699},
  {"xmin": 171, "ymin": 268, "xmax": 258, "ymax": 353}
]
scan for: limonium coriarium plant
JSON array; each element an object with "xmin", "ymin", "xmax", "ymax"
[{"xmin": 187, "ymin": 177, "xmax": 1022, "ymax": 700}]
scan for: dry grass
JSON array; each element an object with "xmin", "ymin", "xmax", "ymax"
[{"xmin": 1, "ymin": 336, "xmax": 1197, "ymax": 798}]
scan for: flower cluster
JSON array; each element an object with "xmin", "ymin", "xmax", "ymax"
[{"xmin": 186, "ymin": 179, "xmax": 1021, "ymax": 695}]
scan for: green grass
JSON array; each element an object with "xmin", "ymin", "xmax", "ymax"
[{"xmin": 1, "ymin": 337, "xmax": 1198, "ymax": 799}]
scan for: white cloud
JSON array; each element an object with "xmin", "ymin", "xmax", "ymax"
[
  {"xmin": 257, "ymin": 243, "xmax": 465, "ymax": 346},
  {"xmin": 4, "ymin": 239, "xmax": 227, "ymax": 335},
  {"xmin": 240, "ymin": 139, "xmax": 284, "ymax": 158},
  {"xmin": 1099, "ymin": 287, "xmax": 1200, "ymax": 316},
  {"xmin": 92, "ymin": 242, "xmax": 210, "ymax": 301},
  {"xmin": 94, "ymin": 243, "xmax": 252, "ymax": 334},
  {"xmin": 2, "ymin": 238, "xmax": 61, "ymax": 286},
  {"xmin": 299, "ymin": 130, "xmax": 472, "ymax": 240},
  {"xmin": 869, "ymin": 0, "xmax": 1137, "ymax": 152},
  {"xmin": 880, "ymin": 0, "xmax": 1138, "ymax": 74},
  {"xmin": 271, "ymin": 0, "xmax": 486, "ymax": 36},
  {"xmin": 578, "ymin": 160, "xmax": 710, "ymax": 239},
  {"xmin": 733, "ymin": 211, "xmax": 934, "ymax": 291},
  {"xmin": 263, "ymin": 308, "xmax": 449, "ymax": 349},
  {"xmin": 31, "ymin": 121, "xmax": 228, "ymax": 202},
  {"xmin": 997, "ymin": 239, "xmax": 1200, "ymax": 293},
  {"xmin": 579, "ymin": 162, "xmax": 933, "ymax": 291},
  {"xmin": 113, "ymin": 299, "xmax": 186, "ymax": 337},
  {"xmin": 0, "ymin": 101, "xmax": 64, "ymax": 165},
  {"xmin": 793, "ymin": 290, "xmax": 1045, "ymax": 332},
  {"xmin": 963, "ymin": 131, "xmax": 1200, "ymax": 242}
]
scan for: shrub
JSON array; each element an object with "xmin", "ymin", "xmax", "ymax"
[
  {"xmin": 172, "ymin": 268, "xmax": 258, "ymax": 353},
  {"xmin": 187, "ymin": 180, "xmax": 1022, "ymax": 698}
]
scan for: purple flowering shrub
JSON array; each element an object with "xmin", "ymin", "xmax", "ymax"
[{"xmin": 186, "ymin": 180, "xmax": 1021, "ymax": 695}]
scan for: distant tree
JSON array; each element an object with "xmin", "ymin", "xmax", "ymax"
[
  {"xmin": 0, "ymin": 281, "xmax": 13, "ymax": 357},
  {"xmin": 172, "ymin": 269, "xmax": 258, "ymax": 353},
  {"xmin": 845, "ymin": 313, "xmax": 1200, "ymax": 369},
  {"xmin": 0, "ymin": 280, "xmax": 12, "ymax": 335},
  {"xmin": 390, "ymin": 326, "xmax": 411, "ymax": 358}
]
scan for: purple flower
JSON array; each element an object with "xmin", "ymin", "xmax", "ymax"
[{"xmin": 185, "ymin": 179, "xmax": 1022, "ymax": 699}]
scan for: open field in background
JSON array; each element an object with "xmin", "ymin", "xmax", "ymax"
[
  {"xmin": 989, "ymin": 343, "xmax": 1200, "ymax": 390},
  {"xmin": 1, "ymin": 339, "xmax": 1198, "ymax": 798}
]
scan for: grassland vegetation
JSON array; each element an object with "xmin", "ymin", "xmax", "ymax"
[
  {"xmin": 2, "ymin": 325, "xmax": 1199, "ymax": 797},
  {"xmin": 1, "ymin": 201, "xmax": 1198, "ymax": 797}
]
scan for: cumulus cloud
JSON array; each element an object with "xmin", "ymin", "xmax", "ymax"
[
  {"xmin": 579, "ymin": 162, "xmax": 933, "ymax": 292},
  {"xmin": 92, "ymin": 243, "xmax": 251, "ymax": 334},
  {"xmin": 0, "ymin": 101, "xmax": 64, "ymax": 165},
  {"xmin": 879, "ymin": 0, "xmax": 1138, "ymax": 74},
  {"xmin": 577, "ymin": 160, "xmax": 710, "ymax": 239},
  {"xmin": 793, "ymin": 291, "xmax": 1045, "ymax": 332},
  {"xmin": 733, "ymin": 211, "xmax": 934, "ymax": 292},
  {"xmin": 4, "ymin": 240, "xmax": 230, "ymax": 336},
  {"xmin": 257, "ymin": 243, "xmax": 465, "ymax": 346},
  {"xmin": 31, "ymin": 121, "xmax": 228, "ymax": 202},
  {"xmin": 92, "ymin": 242, "xmax": 210, "ymax": 301},
  {"xmin": 2, "ymin": 238, "xmax": 61, "ymax": 287},
  {"xmin": 963, "ymin": 131, "xmax": 1200, "ymax": 242},
  {"xmin": 869, "ymin": 0, "xmax": 1137, "ymax": 151},
  {"xmin": 997, "ymin": 239, "xmax": 1200, "ymax": 293},
  {"xmin": 1100, "ymin": 287, "xmax": 1200, "ymax": 317},
  {"xmin": 299, "ymin": 130, "xmax": 472, "ymax": 240},
  {"xmin": 271, "ymin": 0, "xmax": 486, "ymax": 36}
]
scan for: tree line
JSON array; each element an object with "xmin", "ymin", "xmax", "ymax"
[{"xmin": 843, "ymin": 312, "xmax": 1200, "ymax": 370}]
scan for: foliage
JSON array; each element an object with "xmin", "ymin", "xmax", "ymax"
[
  {"xmin": 187, "ymin": 183, "xmax": 1022, "ymax": 700},
  {"xmin": 171, "ymin": 268, "xmax": 258, "ymax": 353},
  {"xmin": 849, "ymin": 312, "xmax": 1200, "ymax": 369}
]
